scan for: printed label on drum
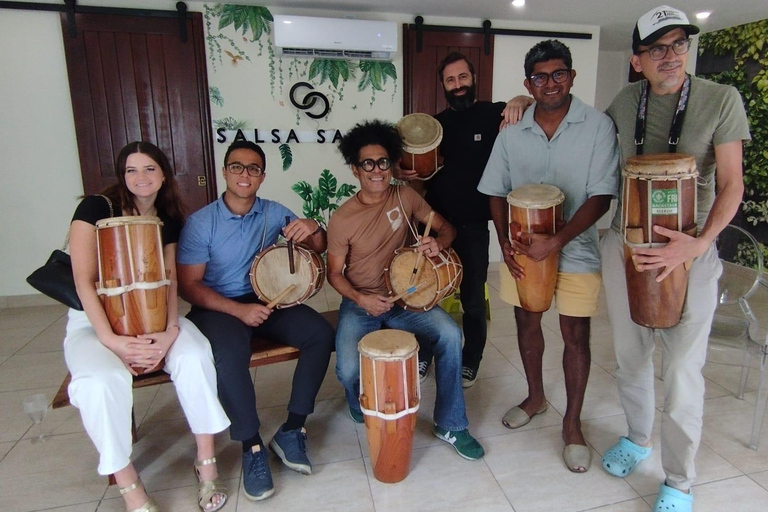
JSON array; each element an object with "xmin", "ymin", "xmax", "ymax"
[{"xmin": 651, "ymin": 189, "xmax": 678, "ymax": 215}]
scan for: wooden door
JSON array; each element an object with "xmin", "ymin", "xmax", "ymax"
[
  {"xmin": 61, "ymin": 12, "xmax": 216, "ymax": 214},
  {"xmin": 403, "ymin": 27, "xmax": 495, "ymax": 115}
]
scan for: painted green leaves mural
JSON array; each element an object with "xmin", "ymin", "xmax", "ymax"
[
  {"xmin": 209, "ymin": 86, "xmax": 224, "ymax": 107},
  {"xmin": 218, "ymin": 5, "xmax": 273, "ymax": 41},
  {"xmin": 309, "ymin": 59, "xmax": 354, "ymax": 89},
  {"xmin": 358, "ymin": 61, "xmax": 398, "ymax": 106},
  {"xmin": 292, "ymin": 170, "xmax": 357, "ymax": 227},
  {"xmin": 279, "ymin": 143, "xmax": 293, "ymax": 171}
]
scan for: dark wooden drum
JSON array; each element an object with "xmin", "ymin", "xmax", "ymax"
[
  {"xmin": 397, "ymin": 113, "xmax": 444, "ymax": 180},
  {"xmin": 621, "ymin": 153, "xmax": 698, "ymax": 328}
]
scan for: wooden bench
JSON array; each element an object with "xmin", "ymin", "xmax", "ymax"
[{"xmin": 52, "ymin": 309, "xmax": 338, "ymax": 483}]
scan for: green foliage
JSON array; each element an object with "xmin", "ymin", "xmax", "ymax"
[
  {"xmin": 209, "ymin": 86, "xmax": 224, "ymax": 107},
  {"xmin": 279, "ymin": 143, "xmax": 293, "ymax": 171},
  {"xmin": 204, "ymin": 4, "xmax": 254, "ymax": 72},
  {"xmin": 213, "ymin": 117, "xmax": 247, "ymax": 130},
  {"xmin": 358, "ymin": 61, "xmax": 397, "ymax": 92},
  {"xmin": 218, "ymin": 5, "xmax": 273, "ymax": 41},
  {"xmin": 292, "ymin": 169, "xmax": 357, "ymax": 227},
  {"xmin": 309, "ymin": 59, "xmax": 354, "ymax": 89},
  {"xmin": 735, "ymin": 240, "xmax": 768, "ymax": 270},
  {"xmin": 699, "ymin": 20, "xmax": 768, "ymax": 220}
]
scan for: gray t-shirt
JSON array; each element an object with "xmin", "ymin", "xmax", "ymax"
[
  {"xmin": 606, "ymin": 75, "xmax": 751, "ymax": 232},
  {"xmin": 478, "ymin": 95, "xmax": 620, "ymax": 274}
]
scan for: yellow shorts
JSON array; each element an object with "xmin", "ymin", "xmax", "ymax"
[{"xmin": 499, "ymin": 265, "xmax": 602, "ymax": 317}]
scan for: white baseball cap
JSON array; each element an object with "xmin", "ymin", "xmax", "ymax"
[{"xmin": 632, "ymin": 5, "xmax": 700, "ymax": 52}]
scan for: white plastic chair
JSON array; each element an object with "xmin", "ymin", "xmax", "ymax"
[{"xmin": 707, "ymin": 224, "xmax": 768, "ymax": 450}]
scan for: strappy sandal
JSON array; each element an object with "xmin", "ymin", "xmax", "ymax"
[
  {"xmin": 119, "ymin": 480, "xmax": 160, "ymax": 512},
  {"xmin": 194, "ymin": 457, "xmax": 228, "ymax": 512}
]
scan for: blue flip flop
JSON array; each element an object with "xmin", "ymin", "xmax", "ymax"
[
  {"xmin": 653, "ymin": 483, "xmax": 693, "ymax": 512},
  {"xmin": 601, "ymin": 436, "xmax": 652, "ymax": 477}
]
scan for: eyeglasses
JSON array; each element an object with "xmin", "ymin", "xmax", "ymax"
[
  {"xmin": 226, "ymin": 162, "xmax": 264, "ymax": 177},
  {"xmin": 638, "ymin": 38, "xmax": 691, "ymax": 61},
  {"xmin": 528, "ymin": 69, "xmax": 571, "ymax": 88},
  {"xmin": 357, "ymin": 158, "xmax": 392, "ymax": 172}
]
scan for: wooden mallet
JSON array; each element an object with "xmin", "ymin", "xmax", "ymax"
[
  {"xmin": 387, "ymin": 282, "xmax": 425, "ymax": 303},
  {"xmin": 409, "ymin": 211, "xmax": 434, "ymax": 286},
  {"xmin": 285, "ymin": 216, "xmax": 295, "ymax": 274},
  {"xmin": 266, "ymin": 284, "xmax": 296, "ymax": 309}
]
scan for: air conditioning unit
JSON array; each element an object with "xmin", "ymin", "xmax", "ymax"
[{"xmin": 274, "ymin": 15, "xmax": 397, "ymax": 61}]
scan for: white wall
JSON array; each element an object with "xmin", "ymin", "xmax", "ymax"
[
  {"xmin": 0, "ymin": 10, "xmax": 84, "ymax": 300},
  {"xmin": 0, "ymin": 1, "xmax": 602, "ymax": 301}
]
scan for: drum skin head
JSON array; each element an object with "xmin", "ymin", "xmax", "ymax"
[
  {"xmin": 388, "ymin": 250, "xmax": 439, "ymax": 309},
  {"xmin": 250, "ymin": 244, "xmax": 322, "ymax": 306},
  {"xmin": 397, "ymin": 113, "xmax": 442, "ymax": 153},
  {"xmin": 358, "ymin": 329, "xmax": 419, "ymax": 360},
  {"xmin": 624, "ymin": 153, "xmax": 697, "ymax": 178},
  {"xmin": 507, "ymin": 184, "xmax": 565, "ymax": 209},
  {"xmin": 95, "ymin": 215, "xmax": 164, "ymax": 228}
]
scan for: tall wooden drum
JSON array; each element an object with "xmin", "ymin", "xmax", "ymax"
[
  {"xmin": 507, "ymin": 184, "xmax": 565, "ymax": 312},
  {"xmin": 621, "ymin": 153, "xmax": 698, "ymax": 328},
  {"xmin": 359, "ymin": 329, "xmax": 420, "ymax": 483},
  {"xmin": 384, "ymin": 247, "xmax": 463, "ymax": 311},
  {"xmin": 95, "ymin": 216, "xmax": 170, "ymax": 374},
  {"xmin": 249, "ymin": 243, "xmax": 325, "ymax": 308},
  {"xmin": 397, "ymin": 113, "xmax": 444, "ymax": 180}
]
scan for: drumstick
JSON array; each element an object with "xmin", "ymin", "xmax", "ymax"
[
  {"xmin": 266, "ymin": 284, "xmax": 296, "ymax": 309},
  {"xmin": 409, "ymin": 211, "xmax": 435, "ymax": 285},
  {"xmin": 387, "ymin": 282, "xmax": 425, "ymax": 303},
  {"xmin": 285, "ymin": 216, "xmax": 295, "ymax": 274}
]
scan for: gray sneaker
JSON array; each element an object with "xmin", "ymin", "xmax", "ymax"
[{"xmin": 418, "ymin": 360, "xmax": 430, "ymax": 383}]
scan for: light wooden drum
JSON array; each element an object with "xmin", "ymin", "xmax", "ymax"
[
  {"xmin": 249, "ymin": 243, "xmax": 325, "ymax": 308},
  {"xmin": 621, "ymin": 153, "xmax": 698, "ymax": 328},
  {"xmin": 96, "ymin": 216, "xmax": 170, "ymax": 374},
  {"xmin": 397, "ymin": 113, "xmax": 444, "ymax": 180},
  {"xmin": 359, "ymin": 329, "xmax": 420, "ymax": 483},
  {"xmin": 384, "ymin": 247, "xmax": 463, "ymax": 311},
  {"xmin": 507, "ymin": 184, "xmax": 565, "ymax": 313}
]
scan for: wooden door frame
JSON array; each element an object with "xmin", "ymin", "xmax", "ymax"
[{"xmin": 58, "ymin": 9, "xmax": 216, "ymax": 203}]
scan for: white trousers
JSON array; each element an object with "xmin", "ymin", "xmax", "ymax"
[
  {"xmin": 600, "ymin": 229, "xmax": 721, "ymax": 490},
  {"xmin": 63, "ymin": 310, "xmax": 230, "ymax": 475}
]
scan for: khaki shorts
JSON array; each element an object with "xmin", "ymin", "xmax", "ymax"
[{"xmin": 499, "ymin": 265, "xmax": 602, "ymax": 317}]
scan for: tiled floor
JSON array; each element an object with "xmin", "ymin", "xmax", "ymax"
[{"xmin": 1, "ymin": 270, "xmax": 768, "ymax": 511}]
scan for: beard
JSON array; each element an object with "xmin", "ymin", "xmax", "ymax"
[{"xmin": 444, "ymin": 83, "xmax": 476, "ymax": 111}]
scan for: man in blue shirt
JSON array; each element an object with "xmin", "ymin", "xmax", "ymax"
[{"xmin": 177, "ymin": 140, "xmax": 334, "ymax": 502}]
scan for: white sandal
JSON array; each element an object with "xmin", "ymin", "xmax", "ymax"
[
  {"xmin": 119, "ymin": 480, "xmax": 160, "ymax": 512},
  {"xmin": 194, "ymin": 457, "xmax": 228, "ymax": 512}
]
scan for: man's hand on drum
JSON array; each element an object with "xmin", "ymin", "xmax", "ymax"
[
  {"xmin": 501, "ymin": 239, "xmax": 526, "ymax": 280},
  {"xmin": 500, "ymin": 95, "xmax": 534, "ymax": 130},
  {"xmin": 105, "ymin": 335, "xmax": 165, "ymax": 376},
  {"xmin": 512, "ymin": 232, "xmax": 562, "ymax": 262},
  {"xmin": 392, "ymin": 161, "xmax": 418, "ymax": 182},
  {"xmin": 283, "ymin": 218, "xmax": 320, "ymax": 243},
  {"xmin": 356, "ymin": 293, "xmax": 393, "ymax": 317},
  {"xmin": 235, "ymin": 302, "xmax": 272, "ymax": 327},
  {"xmin": 416, "ymin": 235, "xmax": 441, "ymax": 257},
  {"xmin": 631, "ymin": 226, "xmax": 708, "ymax": 282}
]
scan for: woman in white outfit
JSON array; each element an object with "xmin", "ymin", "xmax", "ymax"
[{"xmin": 65, "ymin": 141, "xmax": 231, "ymax": 512}]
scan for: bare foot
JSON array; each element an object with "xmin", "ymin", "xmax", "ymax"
[{"xmin": 518, "ymin": 396, "xmax": 547, "ymax": 417}]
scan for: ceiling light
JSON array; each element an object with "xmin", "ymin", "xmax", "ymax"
[
  {"xmin": 696, "ymin": 12, "xmax": 711, "ymax": 20},
  {"xmin": 511, "ymin": 0, "xmax": 525, "ymax": 7}
]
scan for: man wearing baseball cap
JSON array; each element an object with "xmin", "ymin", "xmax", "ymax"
[{"xmin": 599, "ymin": 5, "xmax": 750, "ymax": 511}]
